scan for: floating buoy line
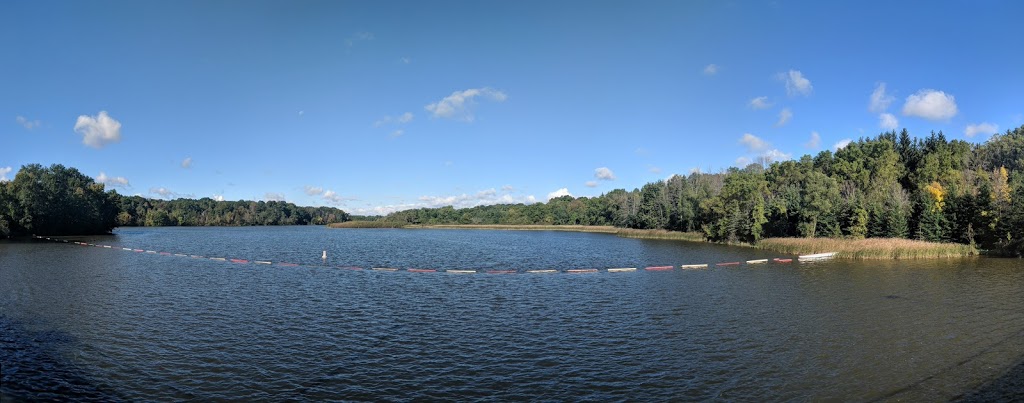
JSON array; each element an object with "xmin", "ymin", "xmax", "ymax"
[{"xmin": 31, "ymin": 235, "xmax": 834, "ymax": 274}]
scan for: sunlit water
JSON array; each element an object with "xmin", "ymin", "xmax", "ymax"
[{"xmin": 2, "ymin": 226, "xmax": 1023, "ymax": 401}]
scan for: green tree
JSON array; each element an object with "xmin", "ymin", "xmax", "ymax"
[
  {"xmin": 702, "ymin": 167, "xmax": 768, "ymax": 243},
  {"xmin": 0, "ymin": 181, "xmax": 13, "ymax": 237},
  {"xmin": 7, "ymin": 164, "xmax": 118, "ymax": 235},
  {"xmin": 633, "ymin": 182, "xmax": 668, "ymax": 229},
  {"xmin": 798, "ymin": 171, "xmax": 840, "ymax": 238}
]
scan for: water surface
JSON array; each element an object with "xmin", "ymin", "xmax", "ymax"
[{"xmin": 2, "ymin": 227, "xmax": 1023, "ymax": 401}]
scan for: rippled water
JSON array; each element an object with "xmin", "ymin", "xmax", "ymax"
[{"xmin": 2, "ymin": 226, "xmax": 1024, "ymax": 401}]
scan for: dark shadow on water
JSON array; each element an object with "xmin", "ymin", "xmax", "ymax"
[
  {"xmin": 0, "ymin": 315, "xmax": 124, "ymax": 402},
  {"xmin": 953, "ymin": 357, "xmax": 1024, "ymax": 402}
]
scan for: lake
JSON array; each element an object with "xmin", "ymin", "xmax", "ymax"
[{"xmin": 2, "ymin": 226, "xmax": 1023, "ymax": 401}]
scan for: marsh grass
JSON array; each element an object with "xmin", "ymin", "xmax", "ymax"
[
  {"xmin": 407, "ymin": 224, "xmax": 620, "ymax": 233},
  {"xmin": 614, "ymin": 229, "xmax": 706, "ymax": 242},
  {"xmin": 327, "ymin": 221, "xmax": 407, "ymax": 228},
  {"xmin": 756, "ymin": 237, "xmax": 978, "ymax": 259},
  {"xmin": 407, "ymin": 225, "xmax": 705, "ymax": 242}
]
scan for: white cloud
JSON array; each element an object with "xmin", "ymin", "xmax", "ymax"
[
  {"xmin": 264, "ymin": 192, "xmax": 287, "ymax": 202},
  {"xmin": 738, "ymin": 133, "xmax": 791, "ymax": 164},
  {"xmin": 390, "ymin": 129, "xmax": 404, "ymax": 138},
  {"xmin": 347, "ymin": 203, "xmax": 422, "ymax": 216},
  {"xmin": 833, "ymin": 139, "xmax": 852, "ymax": 151},
  {"xmin": 150, "ymin": 187, "xmax": 175, "ymax": 199},
  {"xmin": 902, "ymin": 89, "xmax": 958, "ymax": 121},
  {"xmin": 806, "ymin": 131, "xmax": 821, "ymax": 148},
  {"xmin": 965, "ymin": 122, "xmax": 998, "ymax": 138},
  {"xmin": 762, "ymin": 149, "xmax": 792, "ymax": 163},
  {"xmin": 401, "ymin": 57, "xmax": 411, "ymax": 64},
  {"xmin": 879, "ymin": 113, "xmax": 899, "ymax": 130},
  {"xmin": 546, "ymin": 188, "xmax": 572, "ymax": 201},
  {"xmin": 345, "ymin": 31, "xmax": 374, "ymax": 47},
  {"xmin": 425, "ymin": 87, "xmax": 507, "ymax": 121},
  {"xmin": 780, "ymin": 70, "xmax": 813, "ymax": 97},
  {"xmin": 322, "ymin": 190, "xmax": 354, "ymax": 205},
  {"xmin": 376, "ymin": 112, "xmax": 415, "ymax": 127},
  {"xmin": 749, "ymin": 96, "xmax": 773, "ymax": 110},
  {"xmin": 298, "ymin": 110, "xmax": 304, "ymax": 117},
  {"xmin": 594, "ymin": 167, "xmax": 616, "ymax": 180},
  {"xmin": 740, "ymin": 133, "xmax": 770, "ymax": 152},
  {"xmin": 417, "ymin": 188, "xmax": 530, "ymax": 208},
  {"xmin": 775, "ymin": 108, "xmax": 793, "ymax": 127},
  {"xmin": 16, "ymin": 116, "xmax": 40, "ymax": 130},
  {"xmin": 181, "ymin": 157, "xmax": 193, "ymax": 169},
  {"xmin": 649, "ymin": 165, "xmax": 662, "ymax": 174},
  {"xmin": 95, "ymin": 172, "xmax": 129, "ymax": 188},
  {"xmin": 585, "ymin": 181, "xmax": 599, "ymax": 188},
  {"xmin": 348, "ymin": 187, "xmax": 540, "ymax": 216},
  {"xmin": 703, "ymin": 64, "xmax": 718, "ymax": 75},
  {"xmin": 304, "ymin": 186, "xmax": 324, "ymax": 196},
  {"xmin": 213, "ymin": 194, "xmax": 225, "ymax": 202},
  {"xmin": 869, "ymin": 82, "xmax": 895, "ymax": 113},
  {"xmin": 74, "ymin": 111, "xmax": 122, "ymax": 148},
  {"xmin": 501, "ymin": 185, "xmax": 515, "ymax": 192},
  {"xmin": 0, "ymin": 166, "xmax": 12, "ymax": 181}
]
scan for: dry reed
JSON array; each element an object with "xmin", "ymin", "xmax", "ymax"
[
  {"xmin": 755, "ymin": 237, "xmax": 978, "ymax": 259},
  {"xmin": 407, "ymin": 224, "xmax": 619, "ymax": 233},
  {"xmin": 614, "ymin": 229, "xmax": 706, "ymax": 242},
  {"xmin": 327, "ymin": 221, "xmax": 408, "ymax": 228}
]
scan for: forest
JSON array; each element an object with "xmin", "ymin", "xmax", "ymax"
[
  {"xmin": 378, "ymin": 125, "xmax": 1024, "ymax": 255},
  {"xmin": 0, "ymin": 164, "xmax": 348, "ymax": 237},
  {"xmin": 114, "ymin": 196, "xmax": 348, "ymax": 227},
  {"xmin": 5, "ymin": 125, "xmax": 1024, "ymax": 255}
]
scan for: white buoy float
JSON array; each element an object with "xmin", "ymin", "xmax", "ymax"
[{"xmin": 322, "ymin": 250, "xmax": 327, "ymax": 260}]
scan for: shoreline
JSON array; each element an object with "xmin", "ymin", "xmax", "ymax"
[
  {"xmin": 405, "ymin": 224, "xmax": 620, "ymax": 233},
  {"xmin": 327, "ymin": 223, "xmax": 979, "ymax": 259},
  {"xmin": 327, "ymin": 222, "xmax": 703, "ymax": 240}
]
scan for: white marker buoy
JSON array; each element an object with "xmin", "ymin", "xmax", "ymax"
[{"xmin": 322, "ymin": 250, "xmax": 327, "ymax": 260}]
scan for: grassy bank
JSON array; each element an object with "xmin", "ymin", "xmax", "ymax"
[
  {"xmin": 327, "ymin": 221, "xmax": 407, "ymax": 228},
  {"xmin": 407, "ymin": 224, "xmax": 619, "ymax": 233},
  {"xmin": 614, "ymin": 228, "xmax": 706, "ymax": 242},
  {"xmin": 755, "ymin": 237, "xmax": 978, "ymax": 259}
]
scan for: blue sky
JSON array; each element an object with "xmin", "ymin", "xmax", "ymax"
[{"xmin": 3, "ymin": 1, "xmax": 1022, "ymax": 215}]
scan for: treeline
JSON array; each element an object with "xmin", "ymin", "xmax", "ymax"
[
  {"xmin": 380, "ymin": 125, "xmax": 1024, "ymax": 255},
  {"xmin": 0, "ymin": 164, "xmax": 119, "ymax": 236},
  {"xmin": 0, "ymin": 164, "xmax": 349, "ymax": 237},
  {"xmin": 114, "ymin": 196, "xmax": 348, "ymax": 227}
]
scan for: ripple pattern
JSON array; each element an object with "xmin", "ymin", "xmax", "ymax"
[{"xmin": 3, "ymin": 227, "xmax": 1024, "ymax": 400}]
